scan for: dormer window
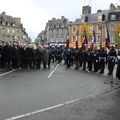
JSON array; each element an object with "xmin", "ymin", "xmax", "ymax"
[
  {"xmin": 6, "ymin": 21, "xmax": 8, "ymax": 25},
  {"xmin": 98, "ymin": 15, "xmax": 102, "ymax": 21},
  {"xmin": 56, "ymin": 24, "xmax": 59, "ymax": 28},
  {"xmin": 111, "ymin": 14, "xmax": 116, "ymax": 20},
  {"xmin": 1, "ymin": 21, "xmax": 5, "ymax": 25},
  {"xmin": 111, "ymin": 24, "xmax": 115, "ymax": 32},
  {"xmin": 11, "ymin": 23, "xmax": 14, "ymax": 26}
]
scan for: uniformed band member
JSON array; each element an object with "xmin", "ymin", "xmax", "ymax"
[
  {"xmin": 116, "ymin": 50, "xmax": 120, "ymax": 79},
  {"xmin": 107, "ymin": 46, "xmax": 117, "ymax": 75},
  {"xmin": 93, "ymin": 49, "xmax": 99, "ymax": 72},
  {"xmin": 99, "ymin": 47, "xmax": 107, "ymax": 74}
]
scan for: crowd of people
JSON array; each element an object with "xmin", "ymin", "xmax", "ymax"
[
  {"xmin": 0, "ymin": 41, "xmax": 120, "ymax": 80},
  {"xmin": 63, "ymin": 45, "xmax": 120, "ymax": 79}
]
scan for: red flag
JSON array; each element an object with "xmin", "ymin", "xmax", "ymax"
[
  {"xmin": 105, "ymin": 21, "xmax": 110, "ymax": 48},
  {"xmin": 90, "ymin": 31, "xmax": 96, "ymax": 50},
  {"xmin": 75, "ymin": 40, "xmax": 78, "ymax": 49},
  {"xmin": 81, "ymin": 40, "xmax": 86, "ymax": 49},
  {"xmin": 90, "ymin": 42, "xmax": 94, "ymax": 50},
  {"xmin": 105, "ymin": 38, "xmax": 110, "ymax": 48},
  {"xmin": 66, "ymin": 39, "xmax": 69, "ymax": 48},
  {"xmin": 84, "ymin": 31, "xmax": 88, "ymax": 44}
]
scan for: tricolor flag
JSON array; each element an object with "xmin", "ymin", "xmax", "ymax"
[
  {"xmin": 84, "ymin": 30, "xmax": 88, "ymax": 44},
  {"xmin": 66, "ymin": 39, "xmax": 69, "ymax": 48},
  {"xmin": 81, "ymin": 31, "xmax": 88, "ymax": 49},
  {"xmin": 75, "ymin": 40, "xmax": 78, "ymax": 49},
  {"xmin": 90, "ymin": 30, "xmax": 96, "ymax": 50},
  {"xmin": 75, "ymin": 31, "xmax": 79, "ymax": 49},
  {"xmin": 105, "ymin": 23, "xmax": 110, "ymax": 48}
]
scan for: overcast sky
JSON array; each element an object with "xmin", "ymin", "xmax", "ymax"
[{"xmin": 0, "ymin": 0, "xmax": 119, "ymax": 41}]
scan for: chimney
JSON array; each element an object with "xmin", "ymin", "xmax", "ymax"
[
  {"xmin": 110, "ymin": 3, "xmax": 116, "ymax": 11},
  {"xmin": 97, "ymin": 10, "xmax": 102, "ymax": 13},
  {"xmin": 82, "ymin": 5, "xmax": 91, "ymax": 15},
  {"xmin": 61, "ymin": 16, "xmax": 65, "ymax": 19},
  {"xmin": 2, "ymin": 12, "xmax": 6, "ymax": 16}
]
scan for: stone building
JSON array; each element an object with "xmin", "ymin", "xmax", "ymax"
[
  {"xmin": 36, "ymin": 16, "xmax": 69, "ymax": 45},
  {"xmin": 67, "ymin": 3, "xmax": 120, "ymax": 47},
  {"xmin": 0, "ymin": 12, "xmax": 31, "ymax": 43},
  {"xmin": 35, "ymin": 30, "xmax": 47, "ymax": 45}
]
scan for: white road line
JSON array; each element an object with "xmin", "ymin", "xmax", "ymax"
[
  {"xmin": 0, "ymin": 69, "xmax": 17, "ymax": 77},
  {"xmin": 5, "ymin": 94, "xmax": 95, "ymax": 120},
  {"xmin": 48, "ymin": 64, "xmax": 59, "ymax": 78}
]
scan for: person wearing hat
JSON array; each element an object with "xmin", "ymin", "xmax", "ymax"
[
  {"xmin": 107, "ymin": 46, "xmax": 117, "ymax": 75},
  {"xmin": 116, "ymin": 50, "xmax": 120, "ymax": 79}
]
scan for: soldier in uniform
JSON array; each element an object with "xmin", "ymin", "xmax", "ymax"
[
  {"xmin": 107, "ymin": 46, "xmax": 116, "ymax": 75},
  {"xmin": 99, "ymin": 47, "xmax": 107, "ymax": 74},
  {"xmin": 47, "ymin": 46, "xmax": 52, "ymax": 69},
  {"xmin": 79, "ymin": 48, "xmax": 83, "ymax": 68},
  {"xmin": 82, "ymin": 48, "xmax": 87, "ymax": 70},
  {"xmin": 116, "ymin": 50, "xmax": 120, "ymax": 79},
  {"xmin": 93, "ymin": 49, "xmax": 99, "ymax": 72},
  {"xmin": 74, "ymin": 48, "xmax": 80, "ymax": 70},
  {"xmin": 51, "ymin": 46, "xmax": 55, "ymax": 63},
  {"xmin": 0, "ymin": 42, "xmax": 2, "ymax": 68},
  {"xmin": 87, "ymin": 48, "xmax": 94, "ymax": 71},
  {"xmin": 65, "ymin": 48, "xmax": 72, "ymax": 68}
]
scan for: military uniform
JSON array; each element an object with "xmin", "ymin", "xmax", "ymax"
[
  {"xmin": 116, "ymin": 51, "xmax": 120, "ymax": 79},
  {"xmin": 99, "ymin": 48, "xmax": 107, "ymax": 73},
  {"xmin": 107, "ymin": 47, "xmax": 116, "ymax": 75}
]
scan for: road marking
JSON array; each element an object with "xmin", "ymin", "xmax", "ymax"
[
  {"xmin": 0, "ymin": 69, "xmax": 17, "ymax": 77},
  {"xmin": 48, "ymin": 64, "xmax": 59, "ymax": 78},
  {"xmin": 5, "ymin": 94, "xmax": 95, "ymax": 120}
]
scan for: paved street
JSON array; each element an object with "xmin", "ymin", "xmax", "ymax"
[
  {"xmin": 0, "ymin": 62, "xmax": 120, "ymax": 120},
  {"xmin": 17, "ymin": 87, "xmax": 120, "ymax": 120}
]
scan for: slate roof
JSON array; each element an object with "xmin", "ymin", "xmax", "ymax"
[
  {"xmin": 69, "ymin": 9, "xmax": 110, "ymax": 25},
  {"xmin": 48, "ymin": 17, "xmax": 68, "ymax": 29},
  {"xmin": 0, "ymin": 13, "xmax": 21, "ymax": 27}
]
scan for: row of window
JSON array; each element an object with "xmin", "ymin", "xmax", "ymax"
[
  {"xmin": 1, "ymin": 35, "xmax": 20, "ymax": 41},
  {"xmin": 0, "ymin": 28, "xmax": 19, "ymax": 34},
  {"xmin": 108, "ymin": 12, "xmax": 120, "ymax": 21},
  {"xmin": 0, "ymin": 21, "xmax": 15, "ymax": 26},
  {"xmin": 71, "ymin": 24, "xmax": 115, "ymax": 33},
  {"xmin": 50, "ymin": 34, "xmax": 65, "ymax": 38},
  {"xmin": 50, "ymin": 29, "xmax": 67, "ymax": 34},
  {"xmin": 71, "ymin": 35, "xmax": 115, "ymax": 43}
]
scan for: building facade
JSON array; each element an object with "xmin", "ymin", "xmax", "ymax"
[
  {"xmin": 36, "ymin": 16, "xmax": 69, "ymax": 45},
  {"xmin": 67, "ymin": 3, "xmax": 120, "ymax": 47},
  {"xmin": 0, "ymin": 12, "xmax": 31, "ymax": 43},
  {"xmin": 35, "ymin": 30, "xmax": 47, "ymax": 44}
]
